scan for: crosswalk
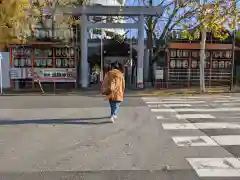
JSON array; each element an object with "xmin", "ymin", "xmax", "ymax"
[{"xmin": 142, "ymin": 95, "xmax": 240, "ymax": 178}]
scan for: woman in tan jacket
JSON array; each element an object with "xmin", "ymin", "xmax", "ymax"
[{"xmin": 102, "ymin": 61, "xmax": 125, "ymax": 123}]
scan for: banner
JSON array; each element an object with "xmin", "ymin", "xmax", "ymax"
[
  {"xmin": 33, "ymin": 68, "xmax": 76, "ymax": 82},
  {"xmin": 10, "ymin": 68, "xmax": 26, "ymax": 79}
]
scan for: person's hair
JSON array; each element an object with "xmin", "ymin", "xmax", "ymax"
[
  {"xmin": 103, "ymin": 65, "xmax": 110, "ymax": 77},
  {"xmin": 111, "ymin": 61, "xmax": 123, "ymax": 72},
  {"xmin": 105, "ymin": 64, "xmax": 111, "ymax": 72}
]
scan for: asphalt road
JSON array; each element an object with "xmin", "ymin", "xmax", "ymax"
[
  {"xmin": 0, "ymin": 94, "xmax": 240, "ymax": 179},
  {"xmin": 0, "ymin": 94, "xmax": 145, "ymax": 109},
  {"xmin": 143, "ymin": 95, "xmax": 240, "ymax": 179}
]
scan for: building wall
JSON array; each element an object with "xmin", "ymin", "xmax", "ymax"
[{"xmin": 0, "ymin": 52, "xmax": 10, "ymax": 89}]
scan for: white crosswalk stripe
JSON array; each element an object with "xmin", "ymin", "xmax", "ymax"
[
  {"xmin": 142, "ymin": 95, "xmax": 240, "ymax": 177},
  {"xmin": 172, "ymin": 136, "xmax": 219, "ymax": 146},
  {"xmin": 172, "ymin": 135, "xmax": 240, "ymax": 146},
  {"xmin": 152, "ymin": 107, "xmax": 240, "ymax": 112},
  {"xmin": 162, "ymin": 122, "xmax": 240, "ymax": 130},
  {"xmin": 176, "ymin": 114, "xmax": 215, "ymax": 119},
  {"xmin": 156, "ymin": 116, "xmax": 166, "ymax": 119},
  {"xmin": 145, "ymin": 101, "xmax": 205, "ymax": 104},
  {"xmin": 163, "ymin": 104, "xmax": 192, "ymax": 107},
  {"xmin": 187, "ymin": 158, "xmax": 240, "ymax": 177}
]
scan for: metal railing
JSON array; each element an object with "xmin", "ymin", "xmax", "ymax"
[{"xmin": 155, "ymin": 67, "xmax": 231, "ymax": 89}]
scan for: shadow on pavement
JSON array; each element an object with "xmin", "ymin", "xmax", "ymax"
[
  {"xmin": 0, "ymin": 117, "xmax": 112, "ymax": 125},
  {"xmin": 0, "ymin": 170, "xmax": 203, "ymax": 180}
]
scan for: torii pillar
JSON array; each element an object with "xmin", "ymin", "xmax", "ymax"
[
  {"xmin": 137, "ymin": 14, "xmax": 145, "ymax": 88},
  {"xmin": 80, "ymin": 14, "xmax": 89, "ymax": 88}
]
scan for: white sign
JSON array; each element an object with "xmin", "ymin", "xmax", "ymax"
[
  {"xmin": 10, "ymin": 68, "xmax": 22, "ymax": 79},
  {"xmin": 155, "ymin": 69, "xmax": 164, "ymax": 80},
  {"xmin": 33, "ymin": 68, "xmax": 76, "ymax": 82},
  {"xmin": 0, "ymin": 53, "xmax": 2, "ymax": 94}
]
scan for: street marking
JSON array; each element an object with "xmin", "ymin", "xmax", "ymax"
[
  {"xmin": 213, "ymin": 100, "xmax": 231, "ymax": 103},
  {"xmin": 162, "ymin": 122, "xmax": 240, "ymax": 130},
  {"xmin": 172, "ymin": 136, "xmax": 218, "ymax": 146},
  {"xmin": 141, "ymin": 97, "xmax": 160, "ymax": 101},
  {"xmin": 211, "ymin": 135, "xmax": 240, "ymax": 146},
  {"xmin": 222, "ymin": 103, "xmax": 240, "ymax": 106},
  {"xmin": 176, "ymin": 114, "xmax": 215, "ymax": 119},
  {"xmin": 156, "ymin": 116, "xmax": 165, "ymax": 119},
  {"xmin": 163, "ymin": 104, "xmax": 192, "ymax": 107},
  {"xmin": 152, "ymin": 107, "xmax": 240, "ymax": 112},
  {"xmin": 185, "ymin": 96, "xmax": 231, "ymax": 99},
  {"xmin": 151, "ymin": 109, "xmax": 175, "ymax": 112},
  {"xmin": 162, "ymin": 123, "xmax": 197, "ymax": 130},
  {"xmin": 214, "ymin": 100, "xmax": 231, "ymax": 104},
  {"xmin": 142, "ymin": 96, "xmax": 231, "ymax": 100},
  {"xmin": 160, "ymin": 99, "xmax": 198, "ymax": 101},
  {"xmin": 218, "ymin": 117, "xmax": 240, "ymax": 119},
  {"xmin": 173, "ymin": 135, "xmax": 240, "ymax": 146},
  {"xmin": 148, "ymin": 104, "xmax": 163, "ymax": 107},
  {"xmin": 187, "ymin": 158, "xmax": 240, "ymax": 177},
  {"xmin": 145, "ymin": 101, "xmax": 205, "ymax": 104}
]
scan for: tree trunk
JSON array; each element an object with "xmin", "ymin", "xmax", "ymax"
[
  {"xmin": 147, "ymin": 25, "xmax": 153, "ymax": 86},
  {"xmin": 200, "ymin": 28, "xmax": 206, "ymax": 92},
  {"xmin": 147, "ymin": 0, "xmax": 154, "ymax": 86},
  {"xmin": 0, "ymin": 43, "xmax": 7, "ymax": 52}
]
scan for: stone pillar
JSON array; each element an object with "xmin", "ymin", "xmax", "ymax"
[
  {"xmin": 80, "ymin": 14, "xmax": 89, "ymax": 88},
  {"xmin": 137, "ymin": 14, "xmax": 144, "ymax": 89}
]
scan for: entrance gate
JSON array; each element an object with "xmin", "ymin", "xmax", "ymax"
[{"xmin": 51, "ymin": 5, "xmax": 164, "ymax": 88}]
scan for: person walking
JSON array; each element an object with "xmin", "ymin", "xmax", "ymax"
[{"xmin": 101, "ymin": 61, "xmax": 125, "ymax": 123}]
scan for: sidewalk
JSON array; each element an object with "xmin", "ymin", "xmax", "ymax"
[
  {"xmin": 136, "ymin": 86, "xmax": 230, "ymax": 97},
  {"xmin": 0, "ymin": 86, "xmax": 230, "ymax": 97}
]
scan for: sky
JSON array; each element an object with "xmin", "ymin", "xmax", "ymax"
[
  {"xmin": 123, "ymin": 0, "xmax": 174, "ymax": 38},
  {"xmin": 123, "ymin": 0, "xmax": 165, "ymax": 38},
  {"xmin": 123, "ymin": 0, "xmax": 240, "ymax": 39}
]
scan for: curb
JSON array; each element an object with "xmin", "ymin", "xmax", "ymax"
[{"xmin": 137, "ymin": 89, "xmax": 229, "ymax": 97}]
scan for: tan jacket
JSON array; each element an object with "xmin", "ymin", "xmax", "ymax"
[{"xmin": 102, "ymin": 69, "xmax": 125, "ymax": 102}]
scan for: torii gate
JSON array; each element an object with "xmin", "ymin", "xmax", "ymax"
[{"xmin": 51, "ymin": 5, "xmax": 165, "ymax": 88}]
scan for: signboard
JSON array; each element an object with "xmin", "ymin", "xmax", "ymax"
[
  {"xmin": 33, "ymin": 68, "xmax": 76, "ymax": 82},
  {"xmin": 10, "ymin": 68, "xmax": 76, "ymax": 82},
  {"xmin": 10, "ymin": 68, "xmax": 23, "ymax": 79},
  {"xmin": 169, "ymin": 59, "xmax": 188, "ymax": 68},
  {"xmin": 170, "ymin": 50, "xmax": 188, "ymax": 57},
  {"xmin": 155, "ymin": 69, "xmax": 164, "ymax": 80},
  {"xmin": 27, "ymin": 68, "xmax": 33, "ymax": 78}
]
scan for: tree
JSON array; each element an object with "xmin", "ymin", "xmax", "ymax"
[
  {"xmin": 0, "ymin": 0, "xmax": 30, "ymax": 51},
  {"xmin": 23, "ymin": 0, "xmax": 91, "ymax": 42},
  {"xmin": 0, "ymin": 0, "xmax": 64, "ymax": 49},
  {"xmin": 136, "ymin": 0, "xmax": 197, "ymax": 83},
  {"xmin": 29, "ymin": 0, "xmax": 74, "ymax": 41},
  {"xmin": 181, "ymin": 0, "xmax": 239, "ymax": 92}
]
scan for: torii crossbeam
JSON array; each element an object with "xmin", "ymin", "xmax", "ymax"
[{"xmin": 51, "ymin": 5, "xmax": 165, "ymax": 88}]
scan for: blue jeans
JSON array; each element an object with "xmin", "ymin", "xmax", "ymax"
[{"xmin": 109, "ymin": 100, "xmax": 121, "ymax": 117}]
